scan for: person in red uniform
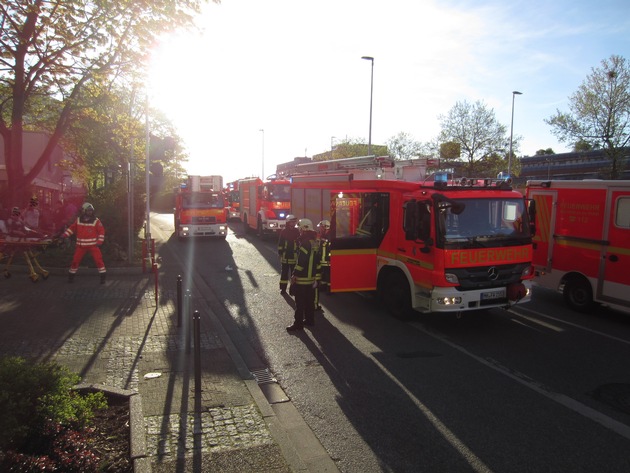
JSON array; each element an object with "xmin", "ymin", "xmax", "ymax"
[{"xmin": 62, "ymin": 202, "xmax": 106, "ymax": 284}]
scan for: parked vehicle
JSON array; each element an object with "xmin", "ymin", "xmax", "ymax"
[
  {"xmin": 239, "ymin": 176, "xmax": 292, "ymax": 238},
  {"xmin": 526, "ymin": 179, "xmax": 630, "ymax": 313},
  {"xmin": 225, "ymin": 180, "xmax": 241, "ymax": 220},
  {"xmin": 289, "ymin": 156, "xmax": 535, "ymax": 317},
  {"xmin": 174, "ymin": 175, "xmax": 228, "ymax": 240}
]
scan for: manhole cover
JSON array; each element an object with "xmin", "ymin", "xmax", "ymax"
[{"xmin": 592, "ymin": 383, "xmax": 630, "ymax": 415}]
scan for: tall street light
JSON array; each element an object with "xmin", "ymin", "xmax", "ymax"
[
  {"xmin": 259, "ymin": 129, "xmax": 264, "ymax": 178},
  {"xmin": 361, "ymin": 56, "xmax": 374, "ymax": 156},
  {"xmin": 330, "ymin": 136, "xmax": 336, "ymax": 160},
  {"xmin": 508, "ymin": 90, "xmax": 523, "ymax": 176}
]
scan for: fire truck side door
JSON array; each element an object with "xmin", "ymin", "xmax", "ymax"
[
  {"xmin": 329, "ymin": 191, "xmax": 387, "ymax": 292},
  {"xmin": 599, "ymin": 187, "xmax": 630, "ymax": 307},
  {"xmin": 529, "ymin": 190, "xmax": 557, "ymax": 272}
]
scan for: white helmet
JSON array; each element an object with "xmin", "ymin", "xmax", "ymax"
[
  {"xmin": 285, "ymin": 214, "xmax": 297, "ymax": 221},
  {"xmin": 298, "ymin": 218, "xmax": 314, "ymax": 231},
  {"xmin": 317, "ymin": 220, "xmax": 331, "ymax": 230}
]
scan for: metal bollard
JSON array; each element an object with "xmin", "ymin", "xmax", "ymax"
[
  {"xmin": 153, "ymin": 262, "xmax": 159, "ymax": 305},
  {"xmin": 176, "ymin": 275, "xmax": 182, "ymax": 327},
  {"xmin": 193, "ymin": 310, "xmax": 201, "ymax": 393},
  {"xmin": 185, "ymin": 289, "xmax": 191, "ymax": 354}
]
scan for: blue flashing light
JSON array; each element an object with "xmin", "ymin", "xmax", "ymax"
[{"xmin": 434, "ymin": 172, "xmax": 449, "ymax": 183}]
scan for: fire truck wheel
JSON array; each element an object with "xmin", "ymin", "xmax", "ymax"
[
  {"xmin": 378, "ymin": 270, "xmax": 413, "ymax": 320},
  {"xmin": 563, "ymin": 275, "xmax": 594, "ymax": 313}
]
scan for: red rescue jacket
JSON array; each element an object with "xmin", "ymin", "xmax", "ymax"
[{"xmin": 63, "ymin": 216, "xmax": 105, "ymax": 247}]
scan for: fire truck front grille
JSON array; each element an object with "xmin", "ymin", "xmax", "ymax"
[
  {"xmin": 193, "ymin": 216, "xmax": 217, "ymax": 224},
  {"xmin": 450, "ymin": 263, "xmax": 529, "ymax": 290}
]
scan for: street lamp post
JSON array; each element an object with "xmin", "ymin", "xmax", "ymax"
[
  {"xmin": 259, "ymin": 129, "xmax": 264, "ymax": 179},
  {"xmin": 330, "ymin": 136, "xmax": 336, "ymax": 160},
  {"xmin": 361, "ymin": 56, "xmax": 374, "ymax": 156},
  {"xmin": 508, "ymin": 90, "xmax": 523, "ymax": 176}
]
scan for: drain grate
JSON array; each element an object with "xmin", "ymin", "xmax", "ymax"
[{"xmin": 251, "ymin": 368, "xmax": 277, "ymax": 385}]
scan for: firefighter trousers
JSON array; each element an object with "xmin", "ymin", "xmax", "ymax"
[
  {"xmin": 279, "ymin": 262, "xmax": 295, "ymax": 291},
  {"xmin": 69, "ymin": 246, "xmax": 106, "ymax": 274},
  {"xmin": 294, "ymin": 283, "xmax": 315, "ymax": 325}
]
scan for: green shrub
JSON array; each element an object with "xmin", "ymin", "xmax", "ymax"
[{"xmin": 0, "ymin": 356, "xmax": 107, "ymax": 452}]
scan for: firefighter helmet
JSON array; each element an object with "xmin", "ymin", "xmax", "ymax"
[
  {"xmin": 11, "ymin": 207, "xmax": 20, "ymax": 216},
  {"xmin": 82, "ymin": 202, "xmax": 94, "ymax": 213},
  {"xmin": 285, "ymin": 214, "xmax": 298, "ymax": 221},
  {"xmin": 317, "ymin": 220, "xmax": 330, "ymax": 230},
  {"xmin": 298, "ymin": 218, "xmax": 313, "ymax": 231},
  {"xmin": 29, "ymin": 196, "xmax": 39, "ymax": 207}
]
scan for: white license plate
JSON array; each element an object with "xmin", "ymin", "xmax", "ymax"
[
  {"xmin": 481, "ymin": 289, "xmax": 505, "ymax": 300},
  {"xmin": 198, "ymin": 226, "xmax": 212, "ymax": 232}
]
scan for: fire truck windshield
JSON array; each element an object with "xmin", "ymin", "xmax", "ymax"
[
  {"xmin": 438, "ymin": 197, "xmax": 530, "ymax": 247},
  {"xmin": 266, "ymin": 184, "xmax": 291, "ymax": 201},
  {"xmin": 182, "ymin": 193, "xmax": 224, "ymax": 209}
]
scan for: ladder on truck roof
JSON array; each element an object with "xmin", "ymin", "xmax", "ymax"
[
  {"xmin": 287, "ymin": 155, "xmax": 394, "ymax": 175},
  {"xmin": 283, "ymin": 155, "xmax": 432, "ymax": 182}
]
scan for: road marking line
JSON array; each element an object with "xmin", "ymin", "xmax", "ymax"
[
  {"xmin": 510, "ymin": 312, "xmax": 565, "ymax": 332},
  {"xmin": 366, "ymin": 350, "xmax": 493, "ymax": 473},
  {"xmin": 411, "ymin": 322, "xmax": 630, "ymax": 441},
  {"xmin": 509, "ymin": 307, "xmax": 630, "ymax": 345}
]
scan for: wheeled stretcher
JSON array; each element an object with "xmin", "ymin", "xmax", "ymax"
[{"xmin": 0, "ymin": 233, "xmax": 60, "ymax": 282}]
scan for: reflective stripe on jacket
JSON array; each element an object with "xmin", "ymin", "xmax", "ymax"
[
  {"xmin": 293, "ymin": 237, "xmax": 321, "ymax": 285},
  {"xmin": 63, "ymin": 217, "xmax": 105, "ymax": 247},
  {"xmin": 278, "ymin": 227, "xmax": 300, "ymax": 264},
  {"xmin": 318, "ymin": 238, "xmax": 330, "ymax": 267}
]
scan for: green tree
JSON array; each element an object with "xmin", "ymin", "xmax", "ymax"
[
  {"xmin": 438, "ymin": 100, "xmax": 515, "ymax": 176},
  {"xmin": 0, "ymin": 0, "xmax": 213, "ymax": 205},
  {"xmin": 573, "ymin": 140, "xmax": 594, "ymax": 152},
  {"xmin": 546, "ymin": 55, "xmax": 630, "ymax": 179},
  {"xmin": 535, "ymin": 148, "xmax": 556, "ymax": 156},
  {"xmin": 316, "ymin": 137, "xmax": 387, "ymax": 160},
  {"xmin": 385, "ymin": 132, "xmax": 422, "ymax": 160}
]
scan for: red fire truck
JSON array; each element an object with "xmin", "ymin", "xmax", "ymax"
[
  {"xmin": 174, "ymin": 175, "xmax": 228, "ymax": 240},
  {"xmin": 225, "ymin": 180, "xmax": 241, "ymax": 220},
  {"xmin": 239, "ymin": 176, "xmax": 292, "ymax": 238},
  {"xmin": 290, "ymin": 160, "xmax": 535, "ymax": 317},
  {"xmin": 526, "ymin": 179, "xmax": 630, "ymax": 314}
]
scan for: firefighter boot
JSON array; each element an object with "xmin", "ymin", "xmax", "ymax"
[
  {"xmin": 100, "ymin": 273, "xmax": 106, "ymax": 285},
  {"xmin": 68, "ymin": 273, "xmax": 75, "ymax": 283}
]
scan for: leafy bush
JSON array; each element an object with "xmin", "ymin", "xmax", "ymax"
[
  {"xmin": 0, "ymin": 356, "xmax": 107, "ymax": 453},
  {"xmin": 90, "ymin": 180, "xmax": 146, "ymax": 262}
]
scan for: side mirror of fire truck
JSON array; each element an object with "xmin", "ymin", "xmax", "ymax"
[{"xmin": 527, "ymin": 199, "xmax": 537, "ymax": 236}]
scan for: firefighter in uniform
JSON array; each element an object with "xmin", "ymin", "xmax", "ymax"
[
  {"xmin": 314, "ymin": 219, "xmax": 331, "ymax": 310},
  {"xmin": 62, "ymin": 202, "xmax": 106, "ymax": 284},
  {"xmin": 277, "ymin": 214, "xmax": 299, "ymax": 294},
  {"xmin": 287, "ymin": 218, "xmax": 321, "ymax": 331}
]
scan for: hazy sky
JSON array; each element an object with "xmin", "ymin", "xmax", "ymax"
[{"xmin": 149, "ymin": 0, "xmax": 630, "ymax": 184}]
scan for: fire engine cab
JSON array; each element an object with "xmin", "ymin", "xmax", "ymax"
[
  {"xmin": 225, "ymin": 180, "xmax": 241, "ymax": 220},
  {"xmin": 526, "ymin": 179, "xmax": 630, "ymax": 314},
  {"xmin": 289, "ymin": 157, "xmax": 535, "ymax": 317},
  {"xmin": 239, "ymin": 175, "xmax": 292, "ymax": 238},
  {"xmin": 174, "ymin": 175, "xmax": 228, "ymax": 240}
]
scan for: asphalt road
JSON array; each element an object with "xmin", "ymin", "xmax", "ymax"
[{"xmin": 150, "ymin": 213, "xmax": 630, "ymax": 473}]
